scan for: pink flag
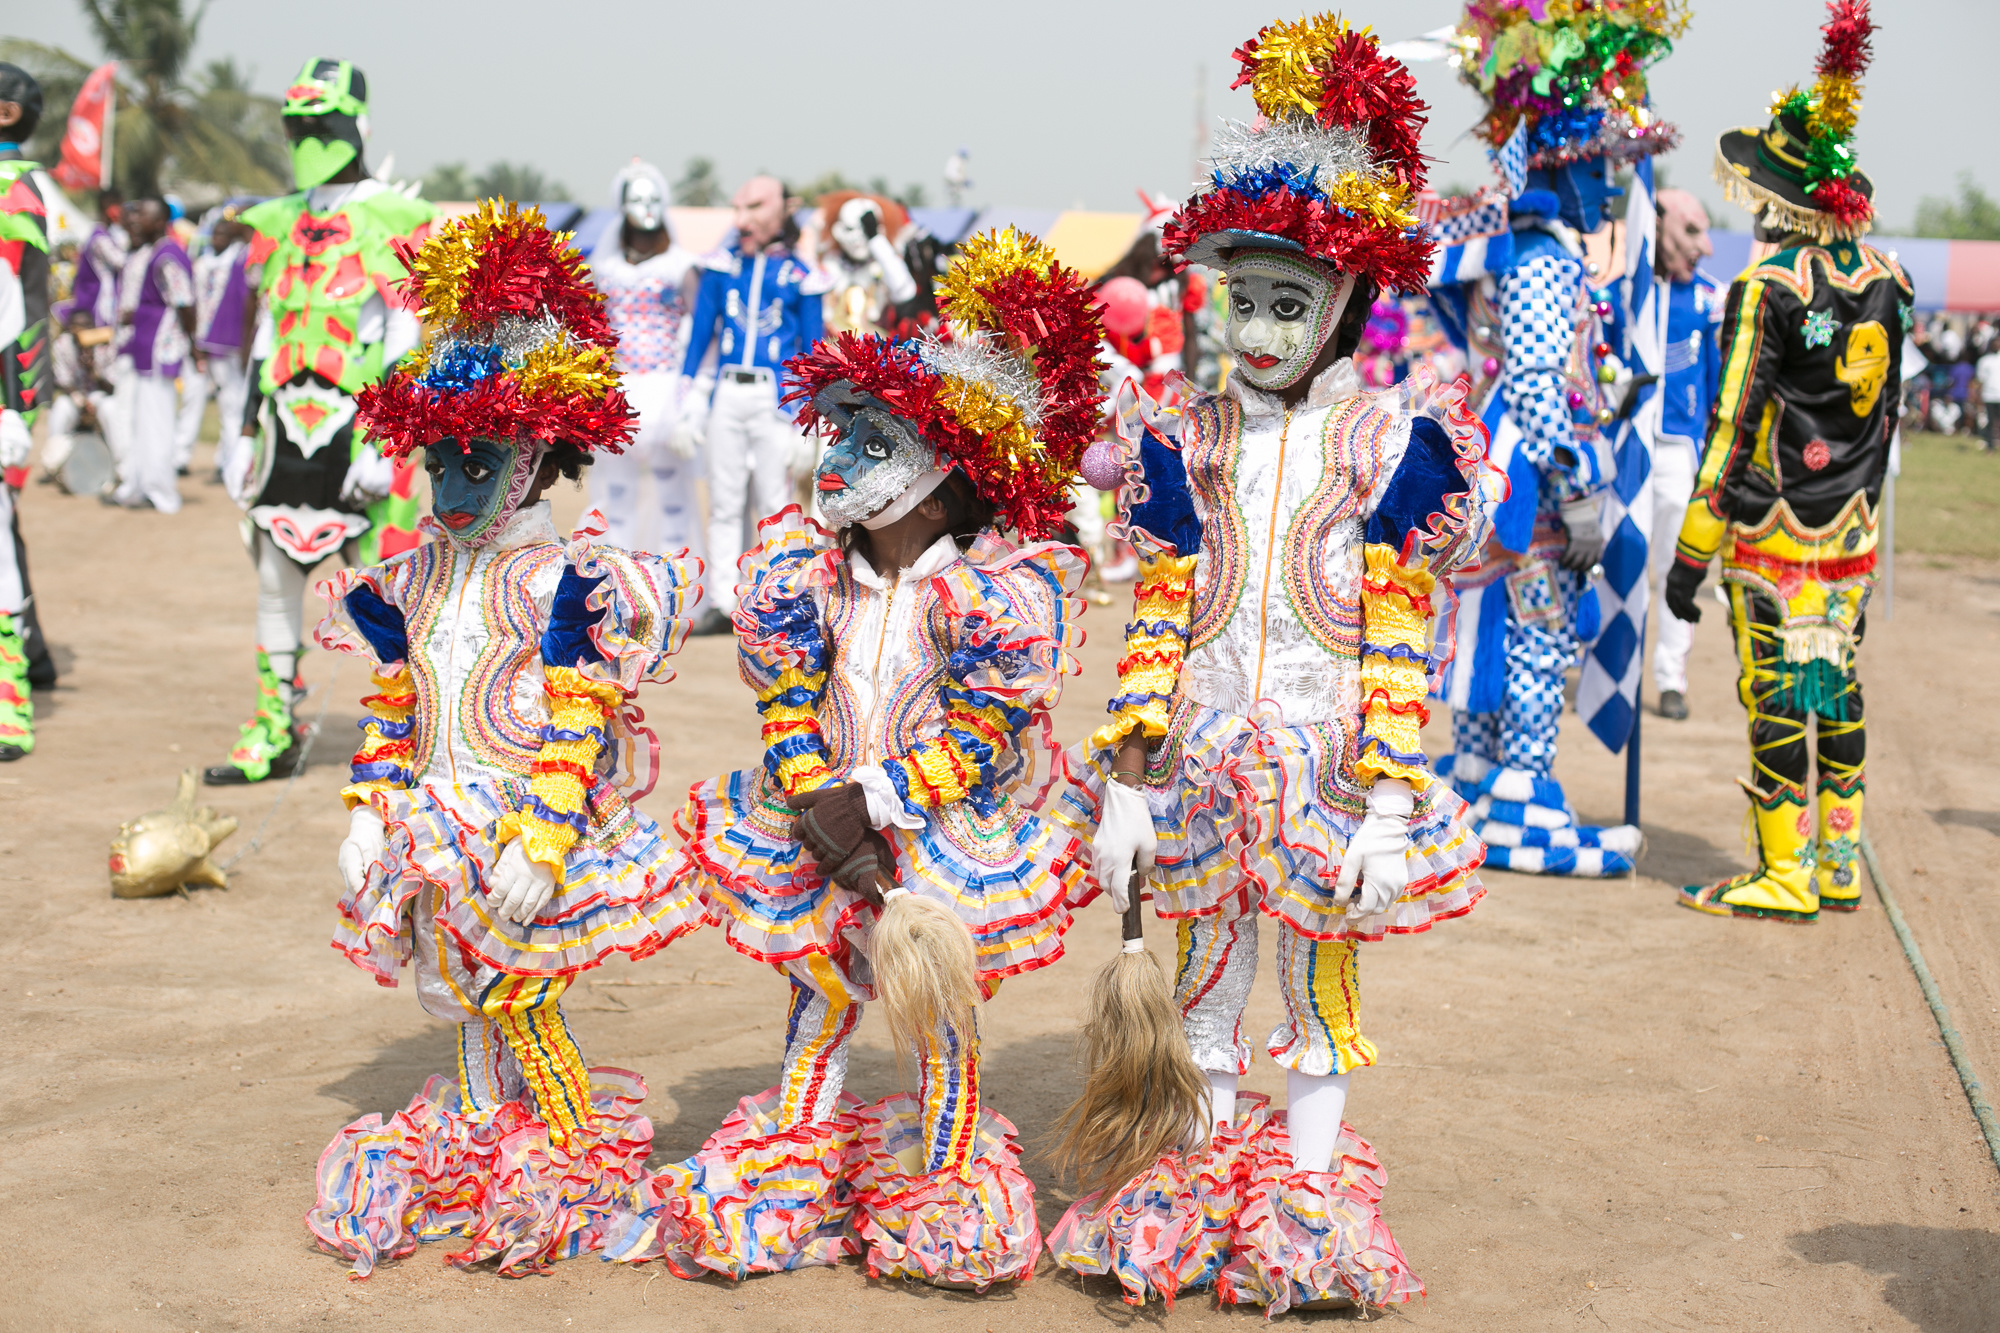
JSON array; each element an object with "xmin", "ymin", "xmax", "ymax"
[{"xmin": 53, "ymin": 62, "xmax": 118, "ymax": 193}]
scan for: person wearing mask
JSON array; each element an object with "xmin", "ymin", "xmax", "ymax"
[
  {"xmin": 0, "ymin": 63, "xmax": 53, "ymax": 760},
  {"xmin": 106, "ymin": 197, "xmax": 196, "ymax": 512},
  {"xmin": 672, "ymin": 175, "xmax": 823, "ymax": 633},
  {"xmin": 1425, "ymin": 0, "xmax": 1679, "ymax": 876},
  {"xmin": 586, "ymin": 160, "xmax": 703, "ymax": 556},
  {"xmin": 1648, "ymin": 189, "xmax": 1725, "ymax": 721},
  {"xmin": 1670, "ymin": 0, "xmax": 1907, "ymax": 922},
  {"xmin": 205, "ymin": 58, "xmax": 434, "ymax": 786}
]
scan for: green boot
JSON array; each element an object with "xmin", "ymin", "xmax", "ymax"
[
  {"xmin": 203, "ymin": 649, "xmax": 306, "ymax": 785},
  {"xmin": 0, "ymin": 613, "xmax": 33, "ymax": 760}
]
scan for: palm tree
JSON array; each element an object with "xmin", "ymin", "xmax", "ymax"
[{"xmin": 1, "ymin": 0, "xmax": 288, "ymax": 201}]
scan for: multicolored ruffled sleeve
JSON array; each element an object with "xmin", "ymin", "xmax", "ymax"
[
  {"xmin": 1090, "ymin": 419, "xmax": 1202, "ymax": 755},
  {"xmin": 493, "ymin": 520, "xmax": 704, "ymax": 878},
  {"xmin": 735, "ymin": 505, "xmax": 844, "ymax": 799},
  {"xmin": 314, "ymin": 558, "xmax": 424, "ymax": 811},
  {"xmin": 878, "ymin": 537, "xmax": 1085, "ymax": 817}
]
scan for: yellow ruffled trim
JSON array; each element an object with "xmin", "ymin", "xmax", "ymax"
[
  {"xmin": 342, "ymin": 663, "xmax": 416, "ymax": 811},
  {"xmin": 1089, "ymin": 550, "xmax": 1195, "ymax": 754},
  {"xmin": 1354, "ymin": 544, "xmax": 1435, "ymax": 794},
  {"xmin": 492, "ymin": 666, "xmax": 623, "ymax": 883}
]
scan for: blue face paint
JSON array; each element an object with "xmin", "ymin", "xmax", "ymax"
[
  {"xmin": 1522, "ymin": 158, "xmax": 1625, "ymax": 234},
  {"xmin": 811, "ymin": 388, "xmax": 935, "ymax": 528},
  {"xmin": 423, "ymin": 435, "xmax": 530, "ymax": 547}
]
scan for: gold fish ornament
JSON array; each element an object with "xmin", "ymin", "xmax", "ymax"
[{"xmin": 109, "ymin": 769, "xmax": 240, "ymax": 898}]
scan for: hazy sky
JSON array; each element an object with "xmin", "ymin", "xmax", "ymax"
[{"xmin": 15, "ymin": 0, "xmax": 1997, "ymax": 230}]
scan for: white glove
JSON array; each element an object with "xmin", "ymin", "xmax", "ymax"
[
  {"xmin": 488, "ymin": 838, "xmax": 558, "ymax": 925},
  {"xmin": 337, "ymin": 805, "xmax": 387, "ymax": 898},
  {"xmin": 217, "ymin": 431, "xmax": 255, "ymax": 504},
  {"xmin": 339, "ymin": 442, "xmax": 396, "ymax": 507},
  {"xmin": 1333, "ymin": 778, "xmax": 1413, "ymax": 919},
  {"xmin": 669, "ymin": 381, "xmax": 707, "ymax": 459},
  {"xmin": 0, "ymin": 409, "xmax": 31, "ymax": 471},
  {"xmin": 1092, "ymin": 778, "xmax": 1157, "ymax": 913}
]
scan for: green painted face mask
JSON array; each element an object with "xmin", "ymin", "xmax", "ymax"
[
  {"xmin": 282, "ymin": 57, "xmax": 369, "ymax": 191},
  {"xmin": 290, "ymin": 135, "xmax": 358, "ymax": 190}
]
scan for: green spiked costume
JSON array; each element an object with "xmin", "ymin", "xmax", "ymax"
[
  {"xmin": 0, "ymin": 139, "xmax": 53, "ymax": 761},
  {"xmin": 209, "ymin": 58, "xmax": 433, "ymax": 784}
]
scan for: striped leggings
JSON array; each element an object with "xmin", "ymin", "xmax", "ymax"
[
  {"xmin": 779, "ymin": 976, "xmax": 981, "ymax": 1177},
  {"xmin": 1172, "ymin": 906, "xmax": 1377, "ymax": 1079}
]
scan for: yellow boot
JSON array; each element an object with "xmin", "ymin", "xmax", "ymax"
[
  {"xmin": 1816, "ymin": 780, "xmax": 1864, "ymax": 912},
  {"xmin": 1679, "ymin": 781, "xmax": 1818, "ymax": 923}
]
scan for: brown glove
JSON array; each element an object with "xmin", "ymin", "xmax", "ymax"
[
  {"xmin": 829, "ymin": 827, "xmax": 895, "ymax": 908},
  {"xmin": 786, "ymin": 782, "xmax": 873, "ymax": 873}
]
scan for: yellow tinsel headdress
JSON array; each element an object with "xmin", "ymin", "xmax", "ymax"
[{"xmin": 358, "ymin": 199, "xmax": 635, "ymax": 457}]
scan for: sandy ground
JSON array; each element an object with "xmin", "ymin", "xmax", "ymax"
[{"xmin": 4, "ymin": 447, "xmax": 1998, "ymax": 1333}]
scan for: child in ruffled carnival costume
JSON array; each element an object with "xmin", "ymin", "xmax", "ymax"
[
  {"xmin": 604, "ymin": 229, "xmax": 1102, "ymax": 1290},
  {"xmin": 1045, "ymin": 16, "xmax": 1497, "ymax": 1315},
  {"xmin": 305, "ymin": 202, "xmax": 706, "ymax": 1277}
]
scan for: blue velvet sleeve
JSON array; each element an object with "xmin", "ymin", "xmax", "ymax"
[
  {"xmin": 1365, "ymin": 417, "xmax": 1473, "ymax": 552},
  {"xmin": 540, "ymin": 568, "xmax": 610, "ymax": 670},
  {"xmin": 1125, "ymin": 425, "xmax": 1203, "ymax": 558},
  {"xmin": 344, "ymin": 585, "xmax": 409, "ymax": 664}
]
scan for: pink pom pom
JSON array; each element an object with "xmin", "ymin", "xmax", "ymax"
[
  {"xmin": 1080, "ymin": 439, "xmax": 1124, "ymax": 491},
  {"xmin": 1481, "ymin": 357, "xmax": 1501, "ymax": 377},
  {"xmin": 1092, "ymin": 277, "xmax": 1151, "ymax": 338}
]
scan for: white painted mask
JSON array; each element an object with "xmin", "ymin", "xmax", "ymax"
[
  {"xmin": 1224, "ymin": 252, "xmax": 1357, "ymax": 391},
  {"xmin": 623, "ymin": 176, "xmax": 666, "ymax": 232},
  {"xmin": 830, "ymin": 198, "xmax": 882, "ymax": 263}
]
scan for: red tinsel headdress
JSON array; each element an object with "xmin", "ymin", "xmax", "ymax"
[
  {"xmin": 357, "ymin": 199, "xmax": 636, "ymax": 457},
  {"xmin": 786, "ymin": 227, "xmax": 1106, "ymax": 540},
  {"xmin": 1162, "ymin": 13, "xmax": 1435, "ymax": 293}
]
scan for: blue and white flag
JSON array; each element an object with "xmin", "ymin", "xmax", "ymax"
[
  {"xmin": 1578, "ymin": 156, "xmax": 1663, "ymax": 752},
  {"xmin": 1491, "ymin": 120, "xmax": 1530, "ymax": 200}
]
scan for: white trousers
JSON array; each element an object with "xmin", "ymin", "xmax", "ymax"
[
  {"xmin": 113, "ymin": 371, "xmax": 184, "ymax": 513},
  {"xmin": 174, "ymin": 355, "xmax": 249, "ymax": 467},
  {"xmin": 701, "ymin": 377, "xmax": 801, "ymax": 612},
  {"xmin": 1650, "ymin": 439, "xmax": 1697, "ymax": 693},
  {"xmin": 255, "ymin": 529, "xmax": 309, "ymax": 665},
  {"xmin": 40, "ymin": 393, "xmax": 81, "ymax": 477},
  {"xmin": 588, "ymin": 370, "xmax": 704, "ymax": 557},
  {"xmin": 99, "ymin": 357, "xmax": 134, "ymax": 472}
]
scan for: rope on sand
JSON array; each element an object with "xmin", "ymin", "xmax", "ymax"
[{"xmin": 1861, "ymin": 831, "xmax": 2000, "ymax": 1181}]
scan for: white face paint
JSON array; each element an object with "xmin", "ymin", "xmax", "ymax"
[
  {"xmin": 830, "ymin": 198, "xmax": 881, "ymax": 263},
  {"xmin": 1223, "ymin": 253, "xmax": 1357, "ymax": 392},
  {"xmin": 623, "ymin": 176, "xmax": 666, "ymax": 232}
]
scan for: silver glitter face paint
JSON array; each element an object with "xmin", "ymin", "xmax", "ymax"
[{"xmin": 815, "ymin": 407, "xmax": 938, "ymax": 528}]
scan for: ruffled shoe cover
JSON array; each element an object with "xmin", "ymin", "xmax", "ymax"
[
  {"xmin": 1443, "ymin": 754, "xmax": 1639, "ymax": 878},
  {"xmin": 601, "ymin": 1086, "xmax": 865, "ymax": 1277},
  {"xmin": 1045, "ymin": 1092, "xmax": 1269, "ymax": 1306},
  {"xmin": 847, "ymin": 1094, "xmax": 1041, "ymax": 1289},
  {"xmin": 306, "ymin": 1068, "xmax": 652, "ymax": 1278},
  {"xmin": 1218, "ymin": 1111, "xmax": 1424, "ymax": 1315}
]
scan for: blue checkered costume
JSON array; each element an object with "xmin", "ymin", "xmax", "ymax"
[{"xmin": 1438, "ymin": 224, "xmax": 1639, "ymax": 876}]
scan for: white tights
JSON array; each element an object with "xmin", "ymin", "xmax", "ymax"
[{"xmin": 1206, "ymin": 1067, "xmax": 1352, "ymax": 1174}]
